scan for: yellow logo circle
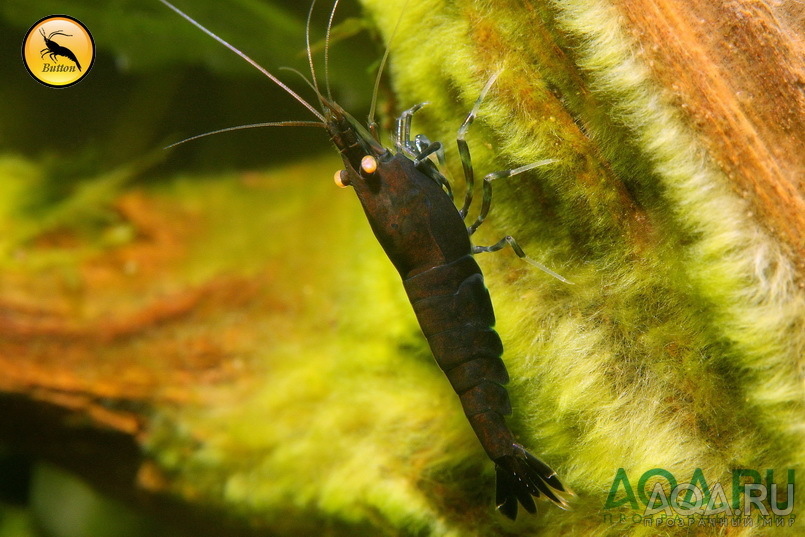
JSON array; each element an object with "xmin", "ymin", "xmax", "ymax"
[{"xmin": 22, "ymin": 15, "xmax": 95, "ymax": 88}]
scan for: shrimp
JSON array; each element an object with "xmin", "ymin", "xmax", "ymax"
[
  {"xmin": 39, "ymin": 28, "xmax": 82, "ymax": 71},
  {"xmin": 160, "ymin": 0, "xmax": 572, "ymax": 519}
]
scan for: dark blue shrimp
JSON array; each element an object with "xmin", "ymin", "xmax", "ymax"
[{"xmin": 160, "ymin": 0, "xmax": 572, "ymax": 519}]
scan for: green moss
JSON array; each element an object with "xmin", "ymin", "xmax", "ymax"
[{"xmin": 353, "ymin": 0, "xmax": 803, "ymax": 534}]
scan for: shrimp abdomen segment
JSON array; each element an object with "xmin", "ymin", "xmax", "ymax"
[{"xmin": 403, "ymin": 254, "xmax": 515, "ymax": 461}]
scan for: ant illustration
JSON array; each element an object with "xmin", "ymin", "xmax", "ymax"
[{"xmin": 39, "ymin": 28, "xmax": 81, "ymax": 71}]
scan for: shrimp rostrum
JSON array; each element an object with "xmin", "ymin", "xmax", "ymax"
[{"xmin": 161, "ymin": 0, "xmax": 572, "ymax": 519}]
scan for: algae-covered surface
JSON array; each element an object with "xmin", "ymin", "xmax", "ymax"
[{"xmin": 1, "ymin": 0, "xmax": 802, "ymax": 536}]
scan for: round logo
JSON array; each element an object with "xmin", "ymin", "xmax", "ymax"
[{"xmin": 22, "ymin": 15, "xmax": 95, "ymax": 88}]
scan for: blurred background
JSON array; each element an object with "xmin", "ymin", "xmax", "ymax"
[
  {"xmin": 1, "ymin": 0, "xmax": 379, "ymax": 175},
  {"xmin": 1, "ymin": 1, "xmax": 383, "ymax": 535}
]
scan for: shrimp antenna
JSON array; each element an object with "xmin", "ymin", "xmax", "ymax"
[
  {"xmin": 279, "ymin": 66, "xmax": 319, "ymax": 94},
  {"xmin": 164, "ymin": 121, "xmax": 326, "ymax": 150},
  {"xmin": 323, "ymin": 0, "xmax": 341, "ymax": 100},
  {"xmin": 305, "ymin": 0, "xmax": 326, "ymax": 108},
  {"xmin": 159, "ymin": 0, "xmax": 326, "ymax": 123},
  {"xmin": 367, "ymin": 0, "xmax": 411, "ymax": 129}
]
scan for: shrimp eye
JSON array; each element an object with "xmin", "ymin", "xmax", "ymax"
[
  {"xmin": 334, "ymin": 170, "xmax": 350, "ymax": 188},
  {"xmin": 360, "ymin": 155, "xmax": 378, "ymax": 174}
]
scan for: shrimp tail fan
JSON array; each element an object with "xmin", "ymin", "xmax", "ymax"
[{"xmin": 494, "ymin": 444, "xmax": 573, "ymax": 520}]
